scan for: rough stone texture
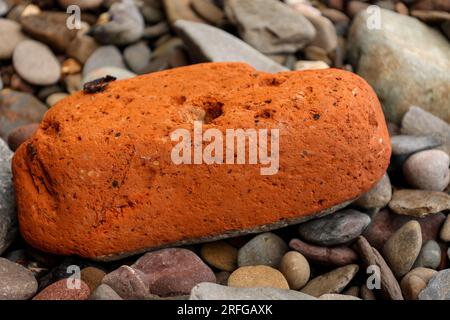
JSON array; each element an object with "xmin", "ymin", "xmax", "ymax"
[
  {"xmin": 297, "ymin": 209, "xmax": 371, "ymax": 246},
  {"xmin": 104, "ymin": 248, "xmax": 215, "ymax": 298},
  {"xmin": 403, "ymin": 150, "xmax": 450, "ymax": 191},
  {"xmin": 289, "ymin": 238, "xmax": 358, "ymax": 266},
  {"xmin": 419, "ymin": 269, "xmax": 450, "ymax": 300},
  {"xmin": 224, "ymin": 0, "xmax": 316, "ymax": 54},
  {"xmin": 0, "ymin": 258, "xmax": 38, "ymax": 300},
  {"xmin": 33, "ymin": 279, "xmax": 90, "ymax": 300},
  {"xmin": 348, "ymin": 9, "xmax": 450, "ymax": 124},
  {"xmin": 401, "ymin": 267, "xmax": 437, "ymax": 300},
  {"xmin": 401, "ymin": 107, "xmax": 450, "ymax": 157},
  {"xmin": 190, "ymin": 282, "xmax": 317, "ymax": 300},
  {"xmin": 0, "ymin": 139, "xmax": 16, "ymax": 255},
  {"xmin": 388, "ymin": 189, "xmax": 450, "ymax": 217},
  {"xmin": 301, "ymin": 264, "xmax": 359, "ymax": 297},
  {"xmin": 7, "ymin": 124, "xmax": 39, "ymax": 152},
  {"xmin": 237, "ymin": 232, "xmax": 288, "ymax": 267},
  {"xmin": 20, "ymin": 11, "xmax": 77, "ymax": 52},
  {"xmin": 383, "ymin": 221, "xmax": 422, "ymax": 278},
  {"xmin": 228, "ymin": 265, "xmax": 289, "ymax": 289},
  {"xmin": 0, "ymin": 89, "xmax": 48, "ymax": 140},
  {"xmin": 354, "ymin": 173, "xmax": 392, "ymax": 209},
  {"xmin": 391, "ymin": 135, "xmax": 442, "ymax": 156},
  {"xmin": 279, "ymin": 251, "xmax": 310, "ymax": 290},
  {"xmin": 102, "ymin": 265, "xmax": 149, "ymax": 300},
  {"xmin": 354, "ymin": 236, "xmax": 403, "ymax": 300},
  {"xmin": 12, "ymin": 62, "xmax": 391, "ymax": 259},
  {"xmin": 363, "ymin": 209, "xmax": 445, "ymax": 251},
  {"xmin": 175, "ymin": 20, "xmax": 288, "ymax": 73}
]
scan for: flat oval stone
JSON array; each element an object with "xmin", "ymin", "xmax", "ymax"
[
  {"xmin": 301, "ymin": 264, "xmax": 359, "ymax": 297},
  {"xmin": 237, "ymin": 232, "xmax": 288, "ymax": 267},
  {"xmin": 12, "ymin": 40, "xmax": 60, "ymax": 86},
  {"xmin": 279, "ymin": 251, "xmax": 310, "ymax": 290},
  {"xmin": 388, "ymin": 189, "xmax": 450, "ymax": 217},
  {"xmin": 413, "ymin": 240, "xmax": 441, "ymax": 270},
  {"xmin": 228, "ymin": 265, "xmax": 289, "ymax": 289},
  {"xmin": 0, "ymin": 18, "xmax": 27, "ymax": 60},
  {"xmin": 391, "ymin": 135, "xmax": 442, "ymax": 156},
  {"xmin": 383, "ymin": 221, "xmax": 422, "ymax": 278},
  {"xmin": 190, "ymin": 282, "xmax": 316, "ymax": 300},
  {"xmin": 403, "ymin": 149, "xmax": 450, "ymax": 191},
  {"xmin": 12, "ymin": 62, "xmax": 391, "ymax": 259},
  {"xmin": 200, "ymin": 241, "xmax": 238, "ymax": 272},
  {"xmin": 297, "ymin": 209, "xmax": 371, "ymax": 246}
]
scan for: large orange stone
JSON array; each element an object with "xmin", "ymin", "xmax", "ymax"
[{"xmin": 12, "ymin": 63, "xmax": 391, "ymax": 260}]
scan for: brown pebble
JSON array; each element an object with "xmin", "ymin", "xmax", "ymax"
[{"xmin": 7, "ymin": 123, "xmax": 39, "ymax": 151}]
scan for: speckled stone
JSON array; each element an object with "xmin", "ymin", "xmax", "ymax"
[
  {"xmin": 0, "ymin": 258, "xmax": 38, "ymax": 300},
  {"xmin": 33, "ymin": 279, "xmax": 90, "ymax": 300},
  {"xmin": 419, "ymin": 269, "xmax": 450, "ymax": 300}
]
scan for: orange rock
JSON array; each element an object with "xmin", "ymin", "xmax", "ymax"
[{"xmin": 12, "ymin": 62, "xmax": 391, "ymax": 260}]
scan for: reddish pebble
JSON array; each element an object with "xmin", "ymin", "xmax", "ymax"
[{"xmin": 33, "ymin": 279, "xmax": 90, "ymax": 300}]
